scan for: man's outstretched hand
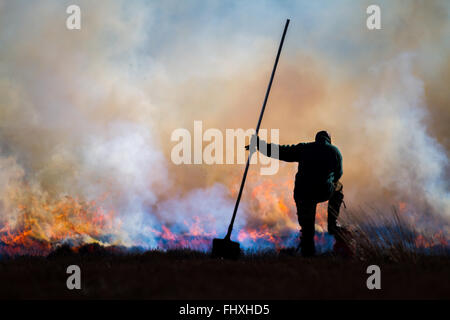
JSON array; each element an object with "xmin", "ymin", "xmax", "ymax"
[{"xmin": 245, "ymin": 134, "xmax": 259, "ymax": 153}]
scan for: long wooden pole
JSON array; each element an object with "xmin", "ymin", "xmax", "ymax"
[{"xmin": 225, "ymin": 19, "xmax": 290, "ymax": 240}]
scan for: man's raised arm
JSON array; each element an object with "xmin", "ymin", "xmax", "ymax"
[{"xmin": 246, "ymin": 134, "xmax": 303, "ymax": 162}]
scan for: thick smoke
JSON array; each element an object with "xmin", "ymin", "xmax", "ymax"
[
  {"xmin": 0, "ymin": 1, "xmax": 449, "ymax": 251},
  {"xmin": 354, "ymin": 54, "xmax": 449, "ymax": 216}
]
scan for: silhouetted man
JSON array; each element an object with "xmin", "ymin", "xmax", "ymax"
[{"xmin": 247, "ymin": 131, "xmax": 345, "ymax": 256}]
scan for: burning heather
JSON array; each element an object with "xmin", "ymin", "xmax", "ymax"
[
  {"xmin": 0, "ymin": 168, "xmax": 446, "ymax": 257},
  {"xmin": 0, "ymin": 168, "xmax": 329, "ymax": 256},
  {"xmin": 0, "ymin": 1, "xmax": 449, "ymax": 257}
]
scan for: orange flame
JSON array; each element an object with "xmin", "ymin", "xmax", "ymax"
[
  {"xmin": 0, "ymin": 192, "xmax": 117, "ymax": 255},
  {"xmin": 0, "ymin": 171, "xmax": 448, "ymax": 255}
]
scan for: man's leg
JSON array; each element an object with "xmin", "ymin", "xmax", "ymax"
[
  {"xmin": 328, "ymin": 181, "xmax": 344, "ymax": 235},
  {"xmin": 327, "ymin": 182, "xmax": 354, "ymax": 257},
  {"xmin": 296, "ymin": 199, "xmax": 317, "ymax": 257}
]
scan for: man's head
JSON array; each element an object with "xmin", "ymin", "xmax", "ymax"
[{"xmin": 315, "ymin": 130, "xmax": 331, "ymax": 144}]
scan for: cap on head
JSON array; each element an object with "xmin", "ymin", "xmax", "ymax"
[{"xmin": 315, "ymin": 130, "xmax": 331, "ymax": 144}]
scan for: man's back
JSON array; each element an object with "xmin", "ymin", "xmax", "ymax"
[
  {"xmin": 277, "ymin": 140, "xmax": 342, "ymax": 201},
  {"xmin": 294, "ymin": 141, "xmax": 342, "ymax": 184},
  {"xmin": 253, "ymin": 131, "xmax": 343, "ymax": 201}
]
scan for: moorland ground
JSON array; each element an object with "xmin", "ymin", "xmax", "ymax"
[{"xmin": 1, "ymin": 247, "xmax": 449, "ymax": 299}]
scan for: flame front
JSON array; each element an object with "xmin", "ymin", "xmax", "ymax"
[
  {"xmin": 0, "ymin": 190, "xmax": 118, "ymax": 255},
  {"xmin": 0, "ymin": 171, "xmax": 332, "ymax": 256},
  {"xmin": 0, "ymin": 172, "xmax": 447, "ymax": 256}
]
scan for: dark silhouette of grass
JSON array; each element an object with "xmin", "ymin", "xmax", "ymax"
[
  {"xmin": 341, "ymin": 207, "xmax": 449, "ymax": 262},
  {"xmin": 0, "ymin": 245, "xmax": 449, "ymax": 299}
]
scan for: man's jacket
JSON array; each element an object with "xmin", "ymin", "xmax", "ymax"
[{"xmin": 258, "ymin": 139, "xmax": 343, "ymax": 202}]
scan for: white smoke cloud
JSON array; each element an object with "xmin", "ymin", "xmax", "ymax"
[{"xmin": 353, "ymin": 53, "xmax": 449, "ymax": 217}]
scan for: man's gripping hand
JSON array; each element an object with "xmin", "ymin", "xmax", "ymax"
[{"xmin": 245, "ymin": 134, "xmax": 259, "ymax": 153}]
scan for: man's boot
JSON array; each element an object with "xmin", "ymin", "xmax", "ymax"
[
  {"xmin": 332, "ymin": 226, "xmax": 354, "ymax": 258},
  {"xmin": 299, "ymin": 229, "xmax": 316, "ymax": 257},
  {"xmin": 328, "ymin": 182, "xmax": 354, "ymax": 257}
]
